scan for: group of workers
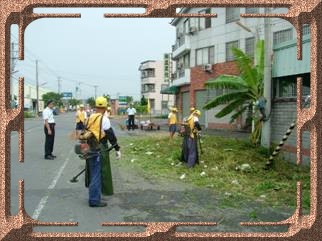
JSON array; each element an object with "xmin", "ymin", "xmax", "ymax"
[{"xmin": 42, "ymin": 97, "xmax": 202, "ymax": 208}]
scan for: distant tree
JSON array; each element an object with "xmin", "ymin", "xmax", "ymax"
[
  {"xmin": 140, "ymin": 95, "xmax": 148, "ymax": 106},
  {"xmin": 102, "ymin": 94, "xmax": 110, "ymax": 102},
  {"xmin": 68, "ymin": 98, "xmax": 81, "ymax": 107},
  {"xmin": 42, "ymin": 92, "xmax": 63, "ymax": 107},
  {"xmin": 87, "ymin": 97, "xmax": 95, "ymax": 108},
  {"xmin": 133, "ymin": 101, "xmax": 147, "ymax": 114},
  {"xmin": 126, "ymin": 96, "xmax": 133, "ymax": 104}
]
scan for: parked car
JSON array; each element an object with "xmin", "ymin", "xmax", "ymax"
[{"xmin": 53, "ymin": 107, "xmax": 59, "ymax": 115}]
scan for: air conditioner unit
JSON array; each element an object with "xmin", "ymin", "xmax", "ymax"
[
  {"xmin": 188, "ymin": 26, "xmax": 197, "ymax": 34},
  {"xmin": 202, "ymin": 64, "xmax": 212, "ymax": 72}
]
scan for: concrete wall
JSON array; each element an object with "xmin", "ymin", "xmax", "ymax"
[{"xmin": 271, "ymin": 99, "xmax": 310, "ymax": 164}]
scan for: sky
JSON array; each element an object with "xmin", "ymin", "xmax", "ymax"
[{"xmin": 12, "ymin": 8, "xmax": 175, "ymax": 100}]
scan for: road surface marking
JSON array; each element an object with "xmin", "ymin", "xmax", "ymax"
[{"xmin": 32, "ymin": 152, "xmax": 71, "ymax": 220}]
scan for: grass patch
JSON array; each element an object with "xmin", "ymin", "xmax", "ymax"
[
  {"xmin": 24, "ymin": 111, "xmax": 35, "ymax": 118},
  {"xmin": 117, "ymin": 133, "xmax": 310, "ymax": 210}
]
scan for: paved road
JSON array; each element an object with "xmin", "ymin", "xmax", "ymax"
[{"xmin": 10, "ymin": 112, "xmax": 292, "ymax": 233}]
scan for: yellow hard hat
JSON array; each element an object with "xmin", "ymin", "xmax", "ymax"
[
  {"xmin": 107, "ymin": 106, "xmax": 111, "ymax": 110},
  {"xmin": 79, "ymin": 104, "xmax": 84, "ymax": 108},
  {"xmin": 95, "ymin": 96, "xmax": 108, "ymax": 108},
  {"xmin": 190, "ymin": 107, "xmax": 196, "ymax": 112},
  {"xmin": 193, "ymin": 110, "xmax": 201, "ymax": 116},
  {"xmin": 171, "ymin": 107, "xmax": 178, "ymax": 112}
]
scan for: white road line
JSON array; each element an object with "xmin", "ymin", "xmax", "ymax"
[
  {"xmin": 32, "ymin": 152, "xmax": 72, "ymax": 220},
  {"xmin": 48, "ymin": 159, "xmax": 69, "ymax": 190},
  {"xmin": 32, "ymin": 196, "xmax": 49, "ymax": 220}
]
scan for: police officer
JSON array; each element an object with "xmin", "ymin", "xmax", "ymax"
[
  {"xmin": 86, "ymin": 96, "xmax": 120, "ymax": 207},
  {"xmin": 43, "ymin": 100, "xmax": 56, "ymax": 160}
]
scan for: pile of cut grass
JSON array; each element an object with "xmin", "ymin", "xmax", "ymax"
[{"xmin": 117, "ymin": 133, "xmax": 310, "ymax": 210}]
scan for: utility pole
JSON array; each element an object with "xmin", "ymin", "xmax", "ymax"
[
  {"xmin": 58, "ymin": 77, "xmax": 62, "ymax": 94},
  {"xmin": 94, "ymin": 85, "xmax": 98, "ymax": 99},
  {"xmin": 36, "ymin": 60, "xmax": 39, "ymax": 116},
  {"xmin": 10, "ymin": 42, "xmax": 18, "ymax": 107},
  {"xmin": 261, "ymin": 7, "xmax": 272, "ymax": 148}
]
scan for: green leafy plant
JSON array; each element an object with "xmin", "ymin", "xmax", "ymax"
[{"xmin": 204, "ymin": 40, "xmax": 265, "ymax": 145}]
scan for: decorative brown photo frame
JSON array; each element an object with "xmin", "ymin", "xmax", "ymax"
[{"xmin": 1, "ymin": 0, "xmax": 321, "ymax": 240}]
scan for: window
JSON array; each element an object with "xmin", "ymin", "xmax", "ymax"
[
  {"xmin": 196, "ymin": 46, "xmax": 215, "ymax": 66},
  {"xmin": 184, "ymin": 53, "xmax": 190, "ymax": 68},
  {"xmin": 141, "ymin": 69, "xmax": 155, "ymax": 78},
  {"xmin": 184, "ymin": 18, "xmax": 190, "ymax": 34},
  {"xmin": 273, "ymin": 74, "xmax": 310, "ymax": 98},
  {"xmin": 226, "ymin": 41, "xmax": 239, "ymax": 61},
  {"xmin": 162, "ymin": 101, "xmax": 168, "ymax": 109},
  {"xmin": 245, "ymin": 8, "xmax": 259, "ymax": 14},
  {"xmin": 198, "ymin": 9, "xmax": 211, "ymax": 30},
  {"xmin": 149, "ymin": 99, "xmax": 155, "ymax": 109},
  {"xmin": 303, "ymin": 24, "xmax": 310, "ymax": 35},
  {"xmin": 226, "ymin": 8, "xmax": 240, "ymax": 23},
  {"xmin": 245, "ymin": 37, "xmax": 255, "ymax": 58},
  {"xmin": 142, "ymin": 84, "xmax": 155, "ymax": 93},
  {"xmin": 161, "ymin": 84, "xmax": 168, "ymax": 91},
  {"xmin": 273, "ymin": 28, "xmax": 293, "ymax": 45}
]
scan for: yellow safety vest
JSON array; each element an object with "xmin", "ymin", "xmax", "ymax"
[
  {"xmin": 76, "ymin": 110, "xmax": 86, "ymax": 123},
  {"xmin": 169, "ymin": 112, "xmax": 177, "ymax": 125},
  {"xmin": 187, "ymin": 114, "xmax": 196, "ymax": 138},
  {"xmin": 86, "ymin": 113, "xmax": 106, "ymax": 142}
]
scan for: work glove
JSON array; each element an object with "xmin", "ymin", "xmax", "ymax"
[{"xmin": 116, "ymin": 150, "xmax": 121, "ymax": 159}]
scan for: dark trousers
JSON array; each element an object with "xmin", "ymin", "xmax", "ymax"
[
  {"xmin": 88, "ymin": 153, "xmax": 102, "ymax": 205},
  {"xmin": 128, "ymin": 115, "xmax": 135, "ymax": 130},
  {"xmin": 44, "ymin": 123, "xmax": 55, "ymax": 157}
]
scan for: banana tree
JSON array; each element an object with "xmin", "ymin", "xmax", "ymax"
[{"xmin": 203, "ymin": 40, "xmax": 265, "ymax": 144}]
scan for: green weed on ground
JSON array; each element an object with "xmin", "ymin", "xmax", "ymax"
[{"xmin": 117, "ymin": 133, "xmax": 310, "ymax": 211}]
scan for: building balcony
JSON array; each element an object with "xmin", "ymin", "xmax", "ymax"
[
  {"xmin": 172, "ymin": 35, "xmax": 191, "ymax": 59},
  {"xmin": 172, "ymin": 69, "xmax": 190, "ymax": 87},
  {"xmin": 139, "ymin": 61, "xmax": 156, "ymax": 71},
  {"xmin": 141, "ymin": 76, "xmax": 157, "ymax": 84}
]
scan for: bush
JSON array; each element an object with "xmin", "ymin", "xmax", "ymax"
[{"xmin": 24, "ymin": 111, "xmax": 35, "ymax": 118}]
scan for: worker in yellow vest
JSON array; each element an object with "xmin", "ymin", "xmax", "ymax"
[
  {"xmin": 75, "ymin": 104, "xmax": 87, "ymax": 137},
  {"xmin": 168, "ymin": 107, "xmax": 178, "ymax": 139},
  {"xmin": 86, "ymin": 96, "xmax": 120, "ymax": 207},
  {"xmin": 181, "ymin": 109, "xmax": 202, "ymax": 168}
]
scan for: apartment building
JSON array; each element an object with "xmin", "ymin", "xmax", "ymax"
[
  {"xmin": 139, "ymin": 54, "xmax": 174, "ymax": 115},
  {"xmin": 169, "ymin": 7, "xmax": 311, "ymax": 162}
]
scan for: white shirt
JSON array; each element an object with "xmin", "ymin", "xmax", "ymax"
[
  {"xmin": 126, "ymin": 107, "xmax": 136, "ymax": 115},
  {"xmin": 101, "ymin": 115, "xmax": 111, "ymax": 131},
  {"xmin": 43, "ymin": 107, "xmax": 55, "ymax": 123}
]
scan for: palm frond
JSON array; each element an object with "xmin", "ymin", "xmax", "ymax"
[
  {"xmin": 229, "ymin": 105, "xmax": 248, "ymax": 123},
  {"xmin": 215, "ymin": 98, "xmax": 248, "ymax": 118},
  {"xmin": 203, "ymin": 91, "xmax": 249, "ymax": 110},
  {"xmin": 205, "ymin": 75, "xmax": 247, "ymax": 90},
  {"xmin": 255, "ymin": 40, "xmax": 265, "ymax": 81},
  {"xmin": 232, "ymin": 47, "xmax": 257, "ymax": 88}
]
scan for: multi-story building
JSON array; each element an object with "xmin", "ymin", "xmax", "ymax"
[
  {"xmin": 169, "ymin": 7, "xmax": 311, "ymax": 162},
  {"xmin": 13, "ymin": 82, "xmax": 52, "ymax": 112},
  {"xmin": 139, "ymin": 55, "xmax": 174, "ymax": 115}
]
